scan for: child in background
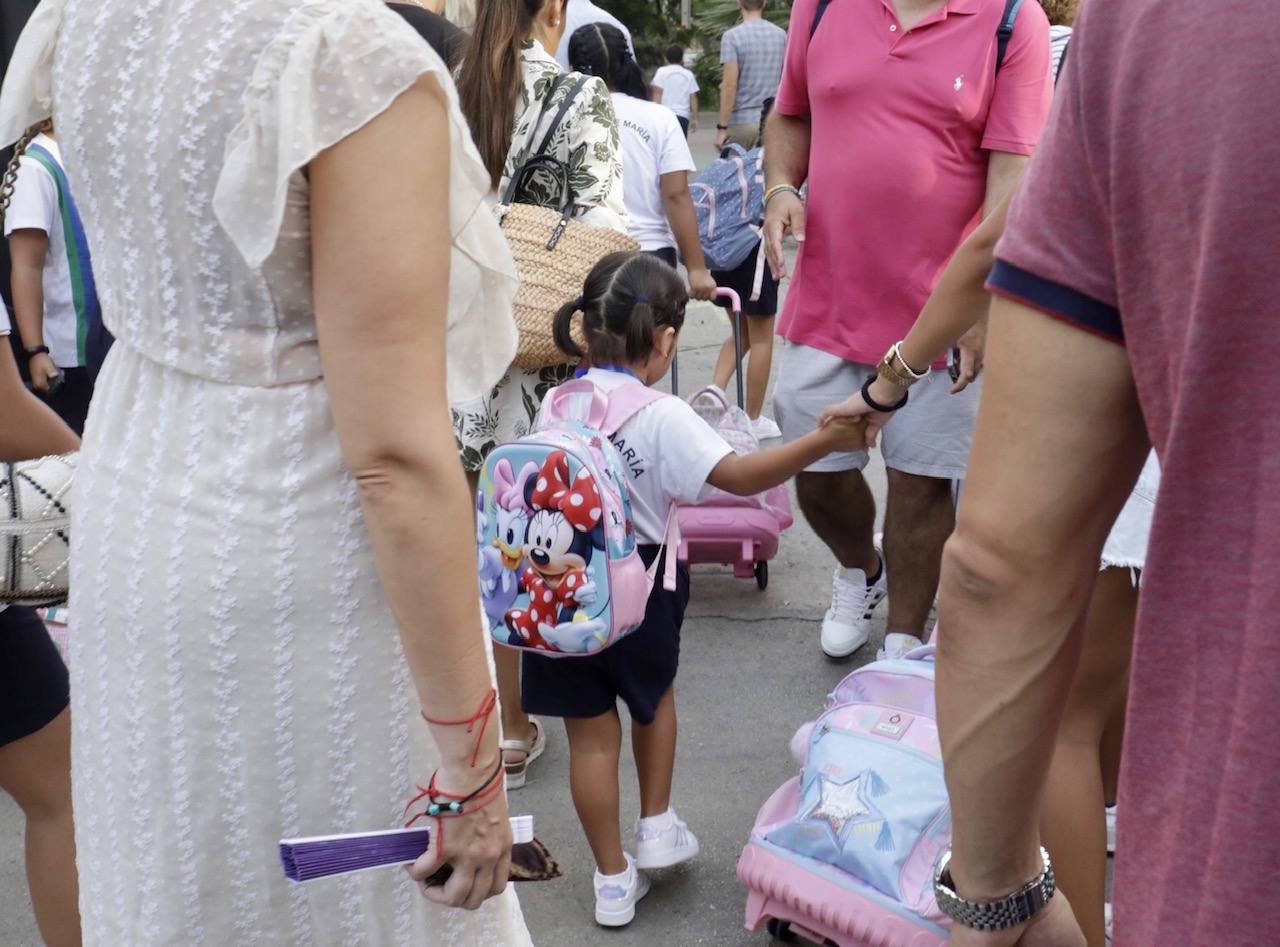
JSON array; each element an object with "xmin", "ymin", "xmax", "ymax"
[
  {"xmin": 651, "ymin": 44, "xmax": 700, "ymax": 138},
  {"xmin": 524, "ymin": 251, "xmax": 866, "ymax": 927},
  {"xmin": 2, "ymin": 120, "xmax": 107, "ymax": 435},
  {"xmin": 568, "ymin": 24, "xmax": 716, "ymax": 301},
  {"xmin": 710, "ymin": 98, "xmax": 782, "ymax": 439}
]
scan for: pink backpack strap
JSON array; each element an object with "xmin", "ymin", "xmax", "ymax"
[
  {"xmin": 643, "ymin": 505, "xmax": 682, "ymax": 592},
  {"xmin": 539, "ymin": 377, "xmax": 667, "ymax": 436}
]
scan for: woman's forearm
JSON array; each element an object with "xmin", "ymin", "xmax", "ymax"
[
  {"xmin": 353, "ymin": 448, "xmax": 497, "ymax": 771},
  {"xmin": 894, "ymin": 189, "xmax": 1013, "ymax": 373},
  {"xmin": 0, "ymin": 349, "xmax": 79, "ymax": 460}
]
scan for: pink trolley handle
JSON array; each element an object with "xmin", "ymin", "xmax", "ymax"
[{"xmin": 671, "ymin": 286, "xmax": 746, "ymax": 408}]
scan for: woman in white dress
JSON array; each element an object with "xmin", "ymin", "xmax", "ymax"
[{"xmin": 0, "ymin": 0, "xmax": 533, "ymax": 943}]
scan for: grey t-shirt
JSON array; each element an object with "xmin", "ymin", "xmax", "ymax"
[{"xmin": 720, "ymin": 19, "xmax": 787, "ymax": 126}]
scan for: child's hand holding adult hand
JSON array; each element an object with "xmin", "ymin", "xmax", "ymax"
[{"xmin": 821, "ymin": 416, "xmax": 872, "ymax": 453}]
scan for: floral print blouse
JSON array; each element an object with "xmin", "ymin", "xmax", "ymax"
[{"xmin": 501, "ymin": 39, "xmax": 626, "ymax": 230}]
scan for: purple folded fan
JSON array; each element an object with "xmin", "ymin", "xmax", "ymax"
[{"xmin": 279, "ymin": 816, "xmax": 534, "ymax": 884}]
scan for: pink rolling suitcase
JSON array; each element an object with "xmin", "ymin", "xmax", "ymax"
[
  {"xmin": 737, "ymin": 648, "xmax": 952, "ymax": 946},
  {"xmin": 673, "ymin": 287, "xmax": 792, "ymax": 589}
]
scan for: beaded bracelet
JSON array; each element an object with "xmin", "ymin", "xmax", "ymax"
[{"xmin": 404, "ymin": 757, "xmax": 506, "ymax": 825}]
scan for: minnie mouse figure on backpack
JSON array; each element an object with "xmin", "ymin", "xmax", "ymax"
[{"xmin": 503, "ymin": 451, "xmax": 609, "ymax": 652}]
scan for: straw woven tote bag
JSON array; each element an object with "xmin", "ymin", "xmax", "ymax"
[
  {"xmin": 1, "ymin": 452, "xmax": 75, "ymax": 607},
  {"xmin": 498, "ymin": 76, "xmax": 638, "ymax": 368}
]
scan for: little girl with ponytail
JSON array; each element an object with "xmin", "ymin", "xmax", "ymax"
[{"xmin": 530, "ymin": 250, "xmax": 866, "ymax": 928}]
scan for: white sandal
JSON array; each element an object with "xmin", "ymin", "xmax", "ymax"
[{"xmin": 501, "ymin": 716, "xmax": 546, "ymax": 790}]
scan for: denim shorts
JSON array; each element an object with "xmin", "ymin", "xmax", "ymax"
[{"xmin": 1100, "ymin": 453, "xmax": 1160, "ymax": 573}]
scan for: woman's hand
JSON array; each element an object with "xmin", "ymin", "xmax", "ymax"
[
  {"xmin": 950, "ymin": 315, "xmax": 987, "ymax": 393},
  {"xmin": 763, "ymin": 190, "xmax": 804, "ymax": 279},
  {"xmin": 687, "ymin": 267, "xmax": 717, "ymax": 301},
  {"xmin": 948, "ymin": 894, "xmax": 1085, "ymax": 947},
  {"xmin": 818, "ymin": 378, "xmax": 903, "ymax": 449},
  {"xmin": 28, "ymin": 352, "xmax": 61, "ymax": 394},
  {"xmin": 406, "ymin": 761, "xmax": 514, "ymax": 911}
]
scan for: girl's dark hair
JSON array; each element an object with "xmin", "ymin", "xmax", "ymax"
[
  {"xmin": 457, "ymin": 0, "xmax": 560, "ymax": 190},
  {"xmin": 567, "ymin": 24, "xmax": 648, "ymax": 100},
  {"xmin": 553, "ymin": 252, "xmax": 689, "ymax": 365}
]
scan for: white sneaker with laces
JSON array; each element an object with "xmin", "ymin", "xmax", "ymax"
[
  {"xmin": 1104, "ymin": 902, "xmax": 1113, "ymax": 945},
  {"xmin": 751, "ymin": 415, "xmax": 783, "ymax": 440},
  {"xmin": 877, "ymin": 632, "xmax": 923, "ymax": 661},
  {"xmin": 593, "ymin": 854, "xmax": 651, "ymax": 927},
  {"xmin": 821, "ymin": 558, "xmax": 887, "ymax": 658},
  {"xmin": 1106, "ymin": 804, "xmax": 1117, "ymax": 854},
  {"xmin": 635, "ymin": 807, "xmax": 700, "ymax": 869}
]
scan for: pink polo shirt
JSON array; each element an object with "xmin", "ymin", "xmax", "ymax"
[{"xmin": 775, "ymin": 0, "xmax": 1051, "ymax": 366}]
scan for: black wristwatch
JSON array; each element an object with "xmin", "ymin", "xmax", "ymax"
[
  {"xmin": 716, "ymin": 123, "xmax": 729, "ymax": 131},
  {"xmin": 24, "ymin": 345, "xmax": 50, "ymax": 358}
]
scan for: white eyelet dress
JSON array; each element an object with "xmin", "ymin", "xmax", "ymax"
[{"xmin": 0, "ymin": 0, "xmax": 531, "ymax": 944}]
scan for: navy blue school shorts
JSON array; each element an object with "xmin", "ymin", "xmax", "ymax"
[
  {"xmin": 711, "ymin": 242, "xmax": 778, "ymax": 317},
  {"xmin": 521, "ymin": 546, "xmax": 690, "ymax": 726}
]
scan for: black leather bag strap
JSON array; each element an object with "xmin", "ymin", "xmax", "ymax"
[
  {"xmin": 810, "ymin": 0, "xmax": 834, "ymax": 37},
  {"xmin": 994, "ymin": 0, "xmax": 1025, "ymax": 74},
  {"xmin": 532, "ymin": 74, "xmax": 591, "ymax": 158}
]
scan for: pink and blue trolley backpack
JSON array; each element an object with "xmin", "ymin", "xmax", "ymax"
[
  {"xmin": 476, "ymin": 377, "xmax": 679, "ymax": 656},
  {"xmin": 738, "ymin": 647, "xmax": 951, "ymax": 946}
]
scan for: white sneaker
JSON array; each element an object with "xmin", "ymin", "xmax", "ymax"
[
  {"xmin": 821, "ymin": 559, "xmax": 887, "ymax": 658},
  {"xmin": 1104, "ymin": 902, "xmax": 1113, "ymax": 945},
  {"xmin": 1106, "ymin": 804, "xmax": 1117, "ymax": 854},
  {"xmin": 594, "ymin": 854, "xmax": 651, "ymax": 927},
  {"xmin": 877, "ymin": 632, "xmax": 923, "ymax": 661},
  {"xmin": 751, "ymin": 415, "xmax": 783, "ymax": 440},
  {"xmin": 635, "ymin": 808, "xmax": 700, "ymax": 869}
]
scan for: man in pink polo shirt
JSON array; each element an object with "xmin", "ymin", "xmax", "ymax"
[{"xmin": 763, "ymin": 0, "xmax": 1051, "ymax": 659}]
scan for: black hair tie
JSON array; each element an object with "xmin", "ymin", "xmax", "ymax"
[{"xmin": 575, "ymin": 296, "xmax": 585, "ymax": 310}]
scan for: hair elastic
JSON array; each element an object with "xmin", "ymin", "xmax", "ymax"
[
  {"xmin": 574, "ymin": 296, "xmax": 585, "ymax": 310},
  {"xmin": 634, "ymin": 293, "xmax": 650, "ymax": 305}
]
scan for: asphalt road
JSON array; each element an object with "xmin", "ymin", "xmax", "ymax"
[{"xmin": 0, "ymin": 116, "xmax": 896, "ymax": 945}]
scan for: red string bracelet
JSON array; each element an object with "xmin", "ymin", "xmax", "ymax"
[{"xmin": 421, "ymin": 687, "xmax": 497, "ymax": 770}]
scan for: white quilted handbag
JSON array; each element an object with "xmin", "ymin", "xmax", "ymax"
[{"xmin": 1, "ymin": 453, "xmax": 74, "ymax": 607}]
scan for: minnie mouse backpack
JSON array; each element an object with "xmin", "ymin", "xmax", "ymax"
[{"xmin": 476, "ymin": 378, "xmax": 679, "ymax": 656}]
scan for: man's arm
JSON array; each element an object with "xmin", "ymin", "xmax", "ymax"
[
  {"xmin": 761, "ymin": 109, "xmax": 811, "ymax": 278},
  {"xmin": 937, "ymin": 298, "xmax": 1148, "ymax": 945},
  {"xmin": 689, "ymin": 92, "xmax": 699, "ymax": 130},
  {"xmin": 716, "ymin": 62, "xmax": 739, "ymax": 148}
]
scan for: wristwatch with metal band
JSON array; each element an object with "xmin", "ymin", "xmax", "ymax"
[{"xmin": 933, "ymin": 847, "xmax": 1056, "ymax": 932}]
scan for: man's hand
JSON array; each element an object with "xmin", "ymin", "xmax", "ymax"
[
  {"xmin": 28, "ymin": 352, "xmax": 60, "ymax": 394},
  {"xmin": 714, "ymin": 129, "xmax": 727, "ymax": 151},
  {"xmin": 763, "ymin": 191, "xmax": 805, "ymax": 279},
  {"xmin": 951, "ymin": 314, "xmax": 987, "ymax": 393},
  {"xmin": 949, "ymin": 894, "xmax": 1086, "ymax": 947}
]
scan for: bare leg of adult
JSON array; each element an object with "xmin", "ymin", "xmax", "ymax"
[
  {"xmin": 1040, "ymin": 567, "xmax": 1138, "ymax": 947},
  {"xmin": 0, "ymin": 707, "xmax": 81, "ymax": 947},
  {"xmin": 883, "ymin": 468, "xmax": 955, "ymax": 636},
  {"xmin": 1100, "ymin": 657, "xmax": 1130, "ymax": 807},
  {"xmin": 744, "ymin": 316, "xmax": 776, "ymax": 420},
  {"xmin": 564, "ymin": 710, "xmax": 627, "ymax": 875},
  {"xmin": 631, "ymin": 688, "xmax": 677, "ymax": 819},
  {"xmin": 795, "ymin": 469, "xmax": 878, "ymax": 573}
]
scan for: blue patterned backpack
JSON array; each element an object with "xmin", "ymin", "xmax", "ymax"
[{"xmin": 690, "ymin": 143, "xmax": 765, "ymax": 272}]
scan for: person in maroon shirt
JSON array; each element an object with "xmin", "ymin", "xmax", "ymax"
[{"xmin": 929, "ymin": 0, "xmax": 1280, "ymax": 944}]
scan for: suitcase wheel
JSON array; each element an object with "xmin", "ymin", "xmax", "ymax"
[
  {"xmin": 765, "ymin": 918, "xmax": 795, "ymax": 942},
  {"xmin": 755, "ymin": 560, "xmax": 769, "ymax": 591}
]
